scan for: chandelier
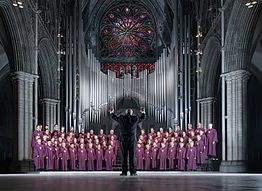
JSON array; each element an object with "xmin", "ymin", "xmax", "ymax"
[
  {"xmin": 245, "ymin": 0, "xmax": 257, "ymax": 8},
  {"xmin": 12, "ymin": 0, "xmax": 23, "ymax": 9}
]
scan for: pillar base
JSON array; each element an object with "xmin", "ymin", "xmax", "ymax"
[
  {"xmin": 219, "ymin": 161, "xmax": 247, "ymax": 172},
  {"xmin": 10, "ymin": 160, "xmax": 35, "ymax": 173}
]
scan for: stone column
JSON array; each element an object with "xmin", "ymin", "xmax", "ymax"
[
  {"xmin": 198, "ymin": 97, "xmax": 216, "ymax": 129},
  {"xmin": 40, "ymin": 98, "xmax": 59, "ymax": 131},
  {"xmin": 220, "ymin": 70, "xmax": 250, "ymax": 172},
  {"xmin": 11, "ymin": 72, "xmax": 35, "ymax": 161}
]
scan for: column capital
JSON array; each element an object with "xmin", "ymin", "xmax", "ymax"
[
  {"xmin": 221, "ymin": 70, "xmax": 250, "ymax": 81},
  {"xmin": 197, "ymin": 97, "xmax": 216, "ymax": 104},
  {"xmin": 40, "ymin": 98, "xmax": 60, "ymax": 105},
  {"xmin": 10, "ymin": 71, "xmax": 38, "ymax": 83}
]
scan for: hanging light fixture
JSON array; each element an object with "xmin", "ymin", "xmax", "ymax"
[
  {"xmin": 12, "ymin": 0, "xmax": 23, "ymax": 9},
  {"xmin": 245, "ymin": 0, "xmax": 257, "ymax": 8}
]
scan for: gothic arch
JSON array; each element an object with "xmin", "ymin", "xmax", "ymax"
[
  {"xmin": 0, "ymin": 1, "xmax": 34, "ymax": 73},
  {"xmin": 38, "ymin": 37, "xmax": 58, "ymax": 99},
  {"xmin": 199, "ymin": 35, "xmax": 221, "ymax": 98},
  {"xmin": 224, "ymin": 0, "xmax": 262, "ymax": 73}
]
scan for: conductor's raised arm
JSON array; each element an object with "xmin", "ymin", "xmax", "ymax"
[
  {"xmin": 138, "ymin": 107, "xmax": 146, "ymax": 123},
  {"xmin": 109, "ymin": 107, "xmax": 121, "ymax": 123}
]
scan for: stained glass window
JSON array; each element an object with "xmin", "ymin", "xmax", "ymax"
[{"xmin": 99, "ymin": 3, "xmax": 157, "ymax": 65}]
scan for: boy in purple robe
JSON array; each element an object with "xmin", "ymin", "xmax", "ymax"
[
  {"xmin": 107, "ymin": 129, "xmax": 118, "ymax": 142},
  {"xmin": 200, "ymin": 130, "xmax": 208, "ymax": 159},
  {"xmin": 136, "ymin": 143, "xmax": 144, "ymax": 170},
  {"xmin": 158, "ymin": 143, "xmax": 168, "ymax": 170},
  {"xmin": 33, "ymin": 138, "xmax": 45, "ymax": 170},
  {"xmin": 45, "ymin": 140, "xmax": 54, "ymax": 170},
  {"xmin": 206, "ymin": 123, "xmax": 218, "ymax": 157},
  {"xmin": 77, "ymin": 143, "xmax": 87, "ymax": 171},
  {"xmin": 186, "ymin": 141, "xmax": 197, "ymax": 171},
  {"xmin": 86, "ymin": 143, "xmax": 95, "ymax": 170},
  {"xmin": 104, "ymin": 145, "xmax": 115, "ymax": 170},
  {"xmin": 95, "ymin": 144, "xmax": 104, "ymax": 170},
  {"xmin": 59, "ymin": 141, "xmax": 69, "ymax": 171},
  {"xmin": 151, "ymin": 142, "xmax": 159, "ymax": 169},
  {"xmin": 144, "ymin": 144, "xmax": 151, "ymax": 170},
  {"xmin": 69, "ymin": 143, "xmax": 77, "ymax": 170},
  {"xmin": 177, "ymin": 142, "xmax": 186, "ymax": 171},
  {"xmin": 196, "ymin": 135, "xmax": 206, "ymax": 165},
  {"xmin": 149, "ymin": 128, "xmax": 156, "ymax": 139},
  {"xmin": 167, "ymin": 141, "xmax": 177, "ymax": 170},
  {"xmin": 53, "ymin": 140, "xmax": 60, "ymax": 170},
  {"xmin": 32, "ymin": 125, "xmax": 43, "ymax": 148}
]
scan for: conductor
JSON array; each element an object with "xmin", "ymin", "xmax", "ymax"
[{"xmin": 109, "ymin": 107, "xmax": 146, "ymax": 176}]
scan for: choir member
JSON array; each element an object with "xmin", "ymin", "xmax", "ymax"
[
  {"xmin": 45, "ymin": 140, "xmax": 55, "ymax": 170},
  {"xmin": 59, "ymin": 141, "xmax": 69, "ymax": 171},
  {"xmin": 136, "ymin": 143, "xmax": 144, "ymax": 170},
  {"xmin": 104, "ymin": 145, "xmax": 115, "ymax": 170},
  {"xmin": 186, "ymin": 141, "xmax": 197, "ymax": 171},
  {"xmin": 69, "ymin": 143, "xmax": 77, "ymax": 170},
  {"xmin": 140, "ymin": 129, "xmax": 148, "ymax": 142},
  {"xmin": 196, "ymin": 135, "xmax": 206, "ymax": 165},
  {"xmin": 200, "ymin": 130, "xmax": 208, "ymax": 159},
  {"xmin": 98, "ymin": 129, "xmax": 106, "ymax": 143},
  {"xmin": 167, "ymin": 141, "xmax": 177, "ymax": 170},
  {"xmin": 168, "ymin": 127, "xmax": 174, "ymax": 137},
  {"xmin": 159, "ymin": 127, "xmax": 164, "ymax": 137},
  {"xmin": 144, "ymin": 144, "xmax": 151, "ymax": 170},
  {"xmin": 86, "ymin": 143, "xmax": 95, "ymax": 170},
  {"xmin": 78, "ymin": 143, "xmax": 87, "ymax": 171},
  {"xmin": 58, "ymin": 126, "xmax": 66, "ymax": 138},
  {"xmin": 206, "ymin": 123, "xmax": 218, "ymax": 158},
  {"xmin": 151, "ymin": 142, "xmax": 159, "ymax": 169},
  {"xmin": 177, "ymin": 142, "xmax": 186, "ymax": 171},
  {"xmin": 33, "ymin": 138, "xmax": 45, "ymax": 170},
  {"xmin": 175, "ymin": 125, "xmax": 183, "ymax": 136},
  {"xmin": 149, "ymin": 128, "xmax": 156, "ymax": 139},
  {"xmin": 53, "ymin": 140, "xmax": 60, "ymax": 170},
  {"xmin": 32, "ymin": 125, "xmax": 43, "ymax": 148},
  {"xmin": 95, "ymin": 144, "xmax": 104, "ymax": 170},
  {"xmin": 158, "ymin": 142, "xmax": 167, "ymax": 170},
  {"xmin": 156, "ymin": 132, "xmax": 162, "ymax": 143},
  {"xmin": 182, "ymin": 132, "xmax": 189, "ymax": 144},
  {"xmin": 107, "ymin": 129, "xmax": 118, "ymax": 142},
  {"xmin": 186, "ymin": 124, "xmax": 194, "ymax": 136},
  {"xmin": 89, "ymin": 129, "xmax": 95, "ymax": 141},
  {"xmin": 196, "ymin": 123, "xmax": 205, "ymax": 134}
]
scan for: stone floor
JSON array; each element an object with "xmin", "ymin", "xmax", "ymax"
[{"xmin": 0, "ymin": 172, "xmax": 262, "ymax": 191}]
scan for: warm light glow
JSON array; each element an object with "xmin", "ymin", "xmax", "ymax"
[
  {"xmin": 245, "ymin": 0, "xmax": 257, "ymax": 8},
  {"xmin": 12, "ymin": 0, "xmax": 18, "ymax": 6}
]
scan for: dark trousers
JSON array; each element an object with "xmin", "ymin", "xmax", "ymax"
[{"xmin": 120, "ymin": 136, "xmax": 136, "ymax": 174}]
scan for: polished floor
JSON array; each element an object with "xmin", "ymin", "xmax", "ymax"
[{"xmin": 0, "ymin": 172, "xmax": 262, "ymax": 191}]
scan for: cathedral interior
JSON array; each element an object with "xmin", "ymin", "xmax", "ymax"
[{"xmin": 0, "ymin": 0, "xmax": 262, "ymax": 174}]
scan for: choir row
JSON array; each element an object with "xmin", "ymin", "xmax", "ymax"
[{"xmin": 31, "ymin": 123, "xmax": 218, "ymax": 171}]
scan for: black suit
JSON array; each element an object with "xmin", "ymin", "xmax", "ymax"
[{"xmin": 110, "ymin": 112, "xmax": 145, "ymax": 175}]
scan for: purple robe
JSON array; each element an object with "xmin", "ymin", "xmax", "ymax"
[
  {"xmin": 77, "ymin": 148, "xmax": 87, "ymax": 170},
  {"xmin": 206, "ymin": 128, "xmax": 218, "ymax": 157},
  {"xmin": 136, "ymin": 147, "xmax": 144, "ymax": 170},
  {"xmin": 151, "ymin": 147, "xmax": 159, "ymax": 169},
  {"xmin": 96, "ymin": 149, "xmax": 104, "ymax": 170},
  {"xmin": 59, "ymin": 147, "xmax": 69, "ymax": 171},
  {"xmin": 196, "ymin": 140, "xmax": 206, "ymax": 165},
  {"xmin": 167, "ymin": 146, "xmax": 177, "ymax": 170},
  {"xmin": 186, "ymin": 147, "xmax": 197, "ymax": 170},
  {"xmin": 31, "ymin": 130, "xmax": 43, "ymax": 148},
  {"xmin": 69, "ymin": 148, "xmax": 77, "ymax": 170},
  {"xmin": 201, "ymin": 134, "xmax": 208, "ymax": 158},
  {"xmin": 45, "ymin": 145, "xmax": 55, "ymax": 170},
  {"xmin": 196, "ymin": 140, "xmax": 206, "ymax": 164},
  {"xmin": 33, "ymin": 143, "xmax": 45, "ymax": 170},
  {"xmin": 158, "ymin": 147, "xmax": 167, "ymax": 170},
  {"xmin": 177, "ymin": 147, "xmax": 186, "ymax": 171},
  {"xmin": 104, "ymin": 149, "xmax": 114, "ymax": 170},
  {"xmin": 144, "ymin": 149, "xmax": 151, "ymax": 170},
  {"xmin": 87, "ymin": 148, "xmax": 95, "ymax": 170},
  {"xmin": 53, "ymin": 146, "xmax": 60, "ymax": 170}
]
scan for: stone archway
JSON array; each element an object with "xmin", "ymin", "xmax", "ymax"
[{"xmin": 220, "ymin": 0, "xmax": 262, "ymax": 172}]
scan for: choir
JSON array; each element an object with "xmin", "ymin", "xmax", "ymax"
[{"xmin": 31, "ymin": 123, "xmax": 218, "ymax": 171}]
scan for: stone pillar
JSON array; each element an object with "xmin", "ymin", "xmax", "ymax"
[
  {"xmin": 11, "ymin": 72, "xmax": 36, "ymax": 161},
  {"xmin": 40, "ymin": 98, "xmax": 59, "ymax": 131},
  {"xmin": 220, "ymin": 70, "xmax": 250, "ymax": 172},
  {"xmin": 198, "ymin": 97, "xmax": 216, "ymax": 129}
]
